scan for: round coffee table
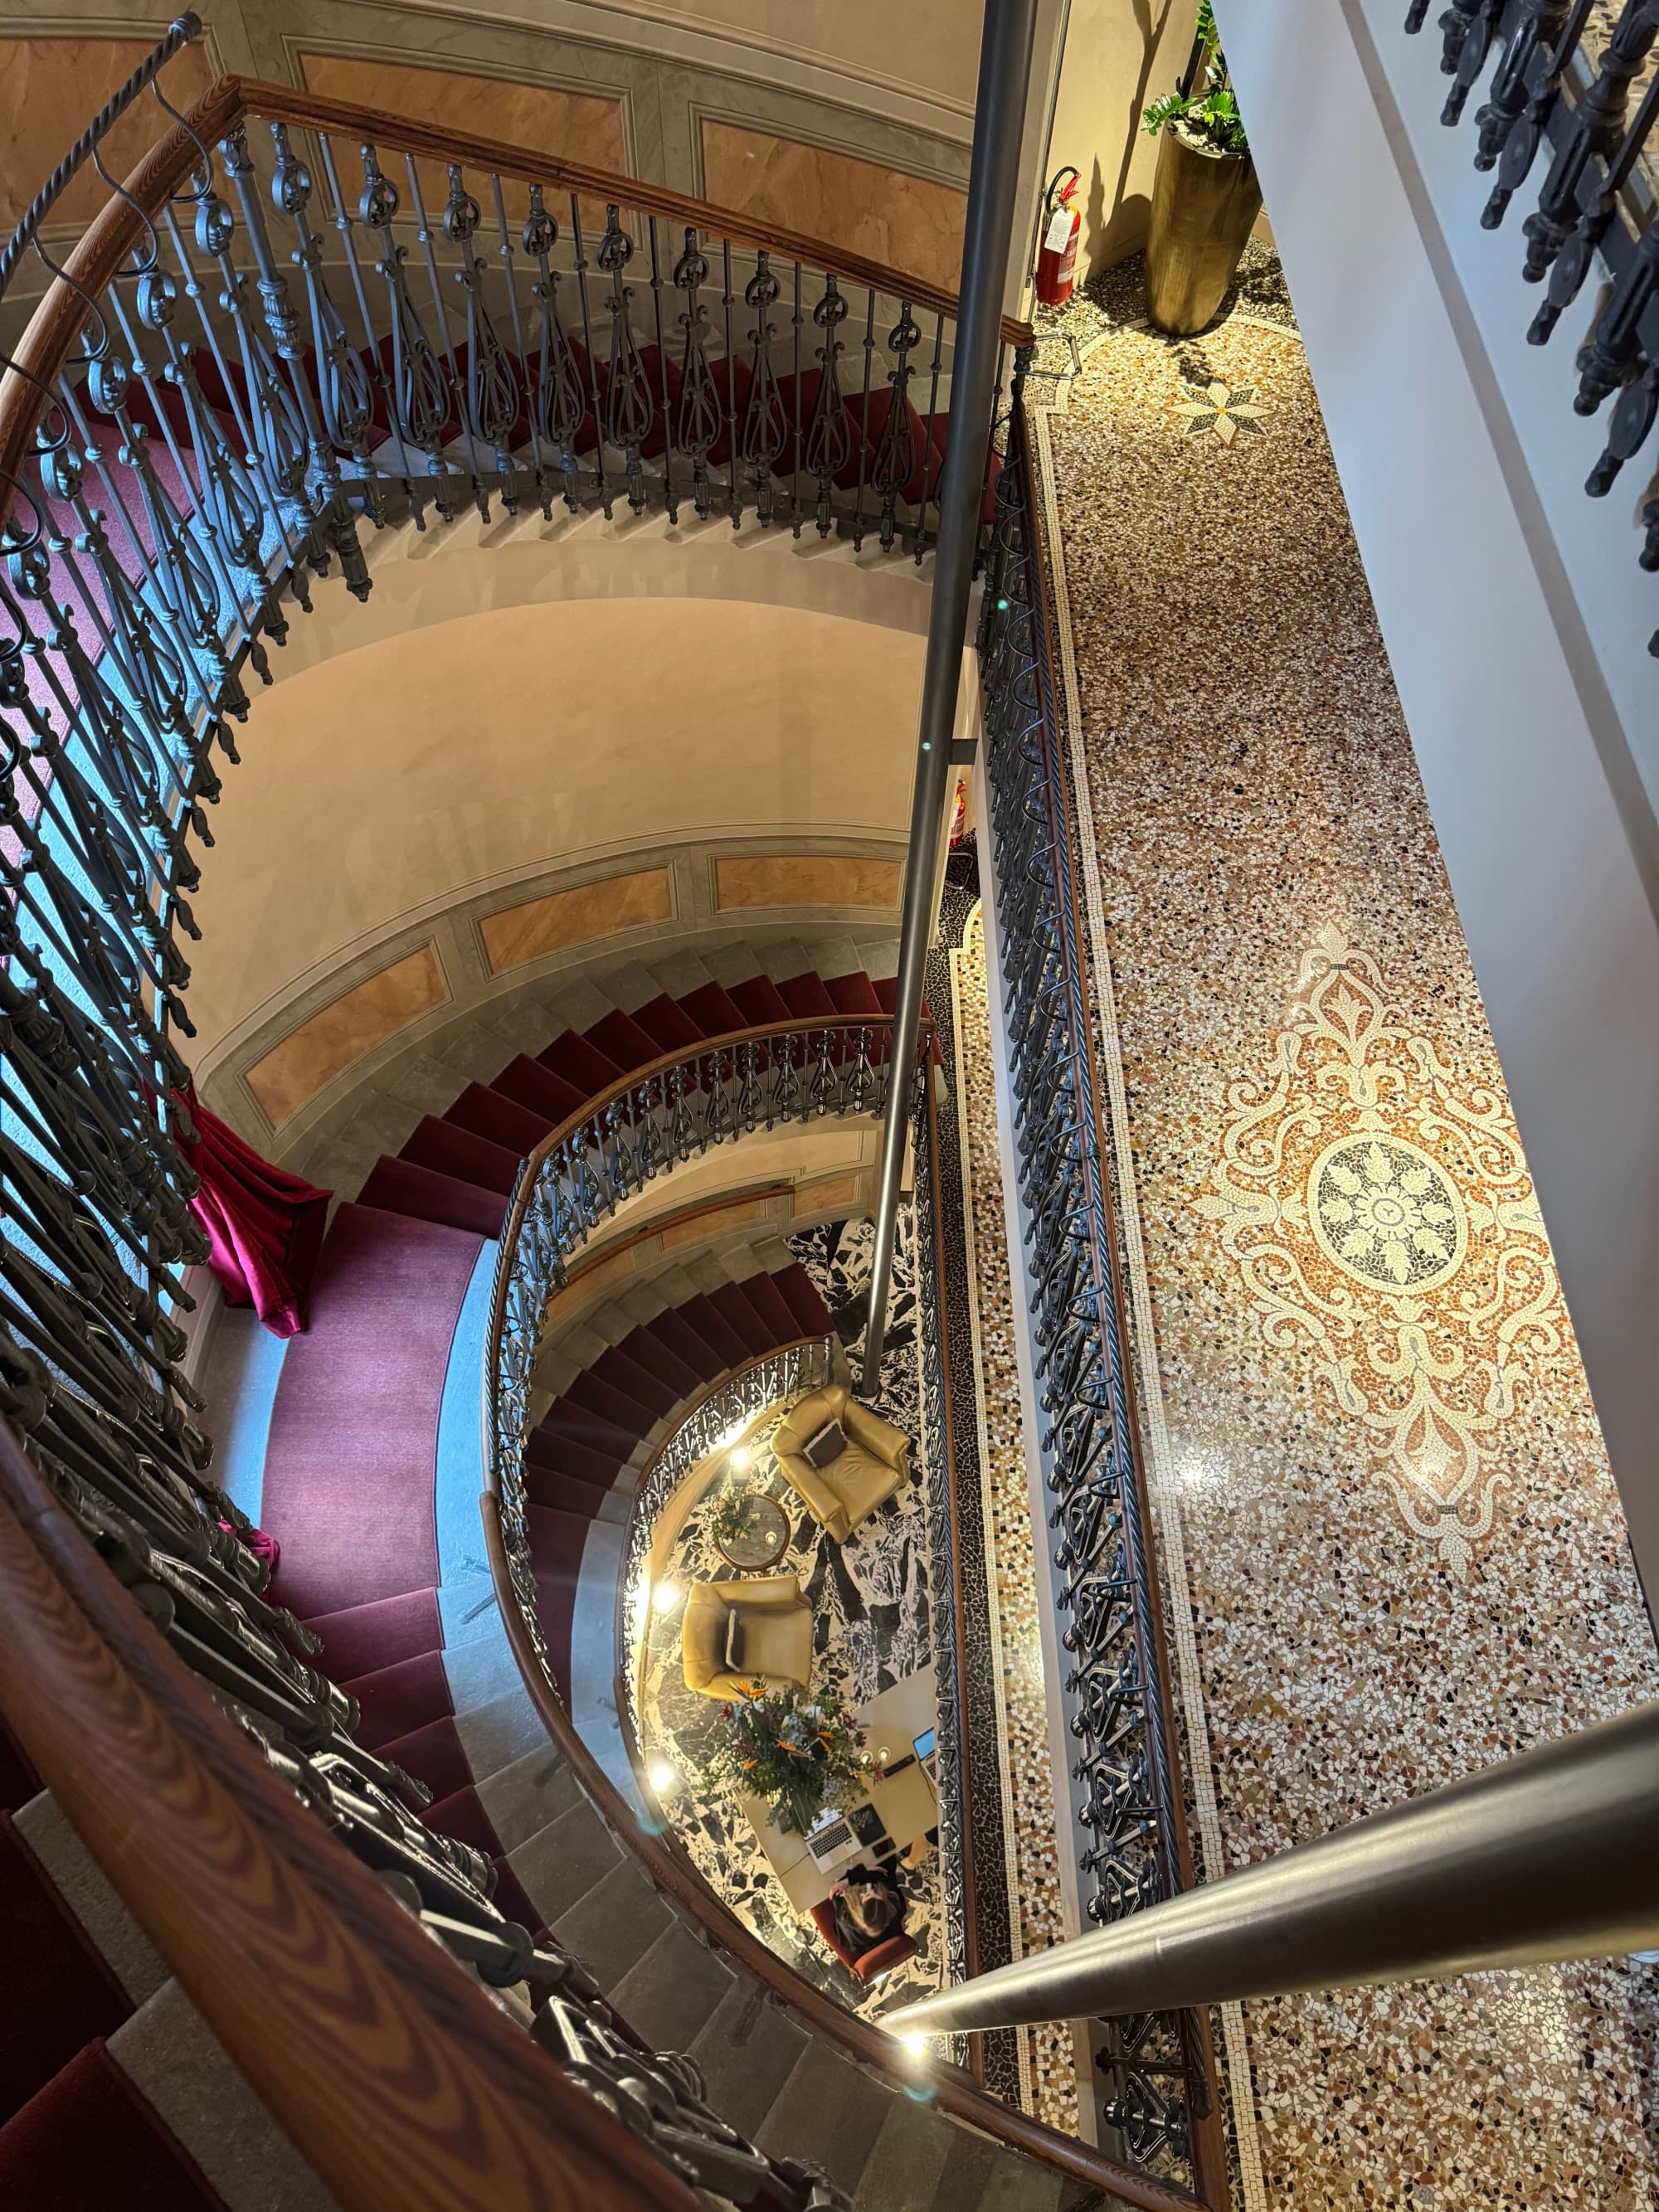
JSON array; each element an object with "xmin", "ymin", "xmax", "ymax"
[{"xmin": 714, "ymin": 1494, "xmax": 791, "ymax": 1573}]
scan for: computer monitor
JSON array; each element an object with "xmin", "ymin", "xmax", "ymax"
[{"xmin": 912, "ymin": 1727, "xmax": 936, "ymax": 1767}]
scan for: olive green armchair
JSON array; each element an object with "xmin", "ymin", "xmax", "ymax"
[
  {"xmin": 680, "ymin": 1574, "xmax": 814, "ymax": 1701},
  {"xmin": 772, "ymin": 1384, "xmax": 909, "ymax": 1544}
]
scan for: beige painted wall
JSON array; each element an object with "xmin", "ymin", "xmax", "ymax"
[
  {"xmin": 187, "ymin": 587, "xmax": 924, "ymax": 1059},
  {"xmin": 1044, "ymin": 0, "xmax": 1199, "ymax": 276}
]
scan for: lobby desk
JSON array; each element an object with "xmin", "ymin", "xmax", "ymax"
[{"xmin": 741, "ymin": 1665, "xmax": 938, "ymax": 1915}]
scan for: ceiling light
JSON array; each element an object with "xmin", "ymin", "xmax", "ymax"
[
  {"xmin": 651, "ymin": 1580, "xmax": 683, "ymax": 1615},
  {"xmin": 648, "ymin": 1759, "xmax": 679, "ymax": 1795}
]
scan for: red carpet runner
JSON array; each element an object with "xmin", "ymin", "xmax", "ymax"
[{"xmin": 259, "ymin": 1205, "xmax": 481, "ymax": 1621}]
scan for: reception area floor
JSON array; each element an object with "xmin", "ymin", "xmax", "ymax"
[
  {"xmin": 634, "ymin": 1218, "xmax": 946, "ymax": 2025},
  {"xmin": 1028, "ymin": 252, "xmax": 1659, "ymax": 2209}
]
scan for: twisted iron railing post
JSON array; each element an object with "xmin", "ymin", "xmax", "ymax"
[{"xmin": 863, "ymin": 0, "xmax": 1040, "ymax": 1388}]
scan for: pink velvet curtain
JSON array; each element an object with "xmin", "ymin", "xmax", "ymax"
[{"xmin": 171, "ymin": 1087, "xmax": 331, "ymax": 1338}]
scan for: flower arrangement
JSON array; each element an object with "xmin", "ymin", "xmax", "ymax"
[
  {"xmin": 708, "ymin": 1485, "xmax": 762, "ymax": 1550},
  {"xmin": 702, "ymin": 1685, "xmax": 868, "ymax": 1835}
]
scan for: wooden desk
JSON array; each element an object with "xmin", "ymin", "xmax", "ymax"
[{"xmin": 741, "ymin": 1666, "xmax": 938, "ymax": 1914}]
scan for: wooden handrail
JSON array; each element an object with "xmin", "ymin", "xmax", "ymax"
[
  {"xmin": 0, "ymin": 67, "xmax": 1030, "ymax": 523},
  {"xmin": 0, "ymin": 1422, "xmax": 704, "ymax": 2212},
  {"xmin": 236, "ymin": 77, "xmax": 1034, "ymax": 349},
  {"xmin": 0, "ymin": 76, "xmax": 244, "ymax": 514},
  {"xmin": 478, "ymin": 1489, "xmax": 1204, "ymax": 2212}
]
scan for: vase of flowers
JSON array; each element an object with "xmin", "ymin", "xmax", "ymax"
[
  {"xmin": 703, "ymin": 1685, "xmax": 868, "ymax": 1835},
  {"xmin": 1141, "ymin": 1, "xmax": 1262, "ymax": 336}
]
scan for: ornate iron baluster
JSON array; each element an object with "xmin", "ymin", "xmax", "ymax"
[
  {"xmin": 740, "ymin": 250, "xmax": 787, "ymax": 524},
  {"xmin": 869, "ymin": 304, "xmax": 922, "ymax": 552},
  {"xmin": 1520, "ymin": 0, "xmax": 1659, "ymax": 288},
  {"xmin": 445, "ymin": 163, "xmax": 525, "ymax": 512},
  {"xmin": 804, "ymin": 275, "xmax": 853, "ymax": 537},
  {"xmin": 1438, "ymin": 0, "xmax": 1506, "ymax": 124},
  {"xmin": 596, "ymin": 204, "xmax": 654, "ymax": 515},
  {"xmin": 270, "ymin": 123, "xmax": 382, "ymax": 530},
  {"xmin": 522, "ymin": 186, "xmax": 586, "ymax": 513},
  {"xmin": 1472, "ymin": 0, "xmax": 1579, "ymax": 203},
  {"xmin": 358, "ymin": 145, "xmax": 464, "ymax": 520},
  {"xmin": 673, "ymin": 230, "xmax": 721, "ymax": 520}
]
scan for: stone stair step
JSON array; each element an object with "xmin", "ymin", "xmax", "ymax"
[
  {"xmin": 475, "ymin": 1743, "xmax": 583, "ymax": 1854},
  {"xmin": 107, "ymin": 1979, "xmax": 340, "ymax": 2211},
  {"xmin": 688, "ymin": 1981, "xmax": 810, "ymax": 2144},
  {"xmin": 548, "ymin": 1856, "xmax": 673, "ymax": 1991},
  {"xmin": 854, "ymin": 936, "xmax": 902, "ymax": 981},
  {"xmin": 809, "ymin": 932, "xmax": 864, "ymax": 981},
  {"xmin": 605, "ymin": 961, "xmax": 666, "ymax": 1015},
  {"xmin": 12, "ymin": 1794, "xmax": 167, "ymax": 2009},
  {"xmin": 646, "ymin": 949, "xmax": 715, "ymax": 998},
  {"xmin": 756, "ymin": 937, "xmax": 815, "ymax": 986},
  {"xmin": 701, "ymin": 941, "xmax": 765, "ymax": 989},
  {"xmin": 608, "ymin": 1919, "xmax": 737, "ymax": 2055},
  {"xmin": 755, "ymin": 2039, "xmax": 891, "ymax": 2199}
]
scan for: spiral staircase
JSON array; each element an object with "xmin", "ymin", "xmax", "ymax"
[{"xmin": 0, "ymin": 19, "xmax": 1202, "ymax": 2211}]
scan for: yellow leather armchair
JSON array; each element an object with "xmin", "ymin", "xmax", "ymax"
[
  {"xmin": 772, "ymin": 1384, "xmax": 909, "ymax": 1544},
  {"xmin": 680, "ymin": 1575, "xmax": 814, "ymax": 1701}
]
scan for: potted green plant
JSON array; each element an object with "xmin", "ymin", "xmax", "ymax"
[
  {"xmin": 1141, "ymin": 2, "xmax": 1262, "ymax": 336},
  {"xmin": 703, "ymin": 1685, "xmax": 869, "ymax": 1836}
]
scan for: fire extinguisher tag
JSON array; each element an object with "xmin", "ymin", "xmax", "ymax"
[{"xmin": 1044, "ymin": 206, "xmax": 1073, "ymax": 253}]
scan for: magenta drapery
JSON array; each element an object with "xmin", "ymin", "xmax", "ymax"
[{"xmin": 171, "ymin": 1086, "xmax": 332, "ymax": 1338}]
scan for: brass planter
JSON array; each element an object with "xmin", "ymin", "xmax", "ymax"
[{"xmin": 1145, "ymin": 128, "xmax": 1263, "ymax": 336}]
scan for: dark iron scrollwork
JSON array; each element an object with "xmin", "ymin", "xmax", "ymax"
[
  {"xmin": 871, "ymin": 304, "xmax": 922, "ymax": 553},
  {"xmin": 596, "ymin": 204, "xmax": 655, "ymax": 515},
  {"xmin": 1406, "ymin": 0, "xmax": 1659, "ymax": 649},
  {"xmin": 978, "ymin": 420, "xmax": 1208, "ymax": 2193}
]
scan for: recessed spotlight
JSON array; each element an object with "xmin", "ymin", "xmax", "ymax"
[
  {"xmin": 730, "ymin": 1445, "xmax": 751, "ymax": 1471},
  {"xmin": 651, "ymin": 1581, "xmax": 683, "ymax": 1615},
  {"xmin": 648, "ymin": 1759, "xmax": 679, "ymax": 1795}
]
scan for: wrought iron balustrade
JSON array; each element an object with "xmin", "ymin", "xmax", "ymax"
[
  {"xmin": 977, "ymin": 421, "xmax": 1225, "ymax": 2203},
  {"xmin": 0, "ymin": 23, "xmax": 992, "ymax": 2207},
  {"xmin": 485, "ymin": 1017, "xmax": 902, "ymax": 1678},
  {"xmin": 1399, "ymin": 0, "xmax": 1659, "ymax": 651}
]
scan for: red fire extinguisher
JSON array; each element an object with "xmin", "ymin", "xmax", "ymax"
[{"xmin": 1035, "ymin": 166, "xmax": 1082, "ymax": 306}]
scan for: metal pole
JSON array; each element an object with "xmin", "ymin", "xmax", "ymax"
[
  {"xmin": 888, "ymin": 1699, "xmax": 1659, "ymax": 2035},
  {"xmin": 860, "ymin": 0, "xmax": 1039, "ymax": 1392}
]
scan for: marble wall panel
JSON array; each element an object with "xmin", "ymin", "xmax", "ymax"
[
  {"xmin": 714, "ymin": 854, "xmax": 901, "ymax": 912},
  {"xmin": 699, "ymin": 120, "xmax": 965, "ymax": 293},
  {"xmin": 0, "ymin": 37, "xmax": 215, "ymax": 226},
  {"xmin": 296, "ymin": 51, "xmax": 627, "ymax": 223},
  {"xmin": 479, "ymin": 866, "xmax": 674, "ymax": 975},
  {"xmin": 246, "ymin": 945, "xmax": 446, "ymax": 1127}
]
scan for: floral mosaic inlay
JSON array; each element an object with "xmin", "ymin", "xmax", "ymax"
[
  {"xmin": 1194, "ymin": 923, "xmax": 1564, "ymax": 1573},
  {"xmin": 1034, "ymin": 271, "xmax": 1659, "ymax": 2210}
]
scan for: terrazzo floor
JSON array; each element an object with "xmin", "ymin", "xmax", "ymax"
[
  {"xmin": 1029, "ymin": 256, "xmax": 1659, "ymax": 2206},
  {"xmin": 951, "ymin": 908, "xmax": 1078, "ymax": 2137},
  {"xmin": 633, "ymin": 1216, "xmax": 946, "ymax": 2025}
]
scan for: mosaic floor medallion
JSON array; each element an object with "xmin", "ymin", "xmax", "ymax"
[{"xmin": 1195, "ymin": 924, "xmax": 1562, "ymax": 1573}]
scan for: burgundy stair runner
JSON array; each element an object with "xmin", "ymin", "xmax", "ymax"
[
  {"xmin": 0, "ymin": 1816, "xmax": 225, "ymax": 2208},
  {"xmin": 257, "ymin": 1205, "xmax": 538, "ymax": 1930},
  {"xmin": 353, "ymin": 965, "xmax": 901, "ymax": 1247},
  {"xmin": 234, "ymin": 970, "xmax": 845, "ymax": 1972}
]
